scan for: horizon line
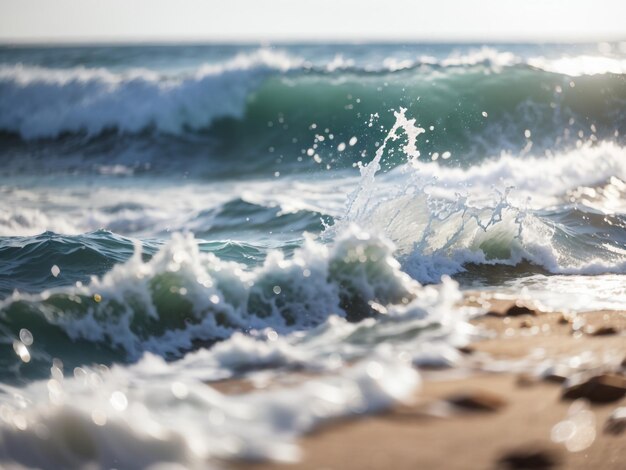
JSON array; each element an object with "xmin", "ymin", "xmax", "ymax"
[{"xmin": 1, "ymin": 34, "xmax": 625, "ymax": 47}]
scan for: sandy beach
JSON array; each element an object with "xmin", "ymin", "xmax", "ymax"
[{"xmin": 226, "ymin": 296, "xmax": 626, "ymax": 470}]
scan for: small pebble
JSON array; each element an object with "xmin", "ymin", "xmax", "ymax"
[
  {"xmin": 604, "ymin": 407, "xmax": 626, "ymax": 435},
  {"xmin": 520, "ymin": 319, "xmax": 533, "ymax": 328},
  {"xmin": 498, "ymin": 444, "xmax": 561, "ymax": 469},
  {"xmin": 544, "ymin": 374, "xmax": 568, "ymax": 385},
  {"xmin": 557, "ymin": 313, "xmax": 572, "ymax": 325},
  {"xmin": 585, "ymin": 325, "xmax": 617, "ymax": 336},
  {"xmin": 516, "ymin": 373, "xmax": 536, "ymax": 387},
  {"xmin": 563, "ymin": 374, "xmax": 626, "ymax": 403},
  {"xmin": 457, "ymin": 345, "xmax": 474, "ymax": 355},
  {"xmin": 506, "ymin": 304, "xmax": 537, "ymax": 316},
  {"xmin": 485, "ymin": 302, "xmax": 537, "ymax": 317},
  {"xmin": 446, "ymin": 390, "xmax": 507, "ymax": 412}
]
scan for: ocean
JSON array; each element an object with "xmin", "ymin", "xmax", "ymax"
[{"xmin": 0, "ymin": 42, "xmax": 625, "ymax": 468}]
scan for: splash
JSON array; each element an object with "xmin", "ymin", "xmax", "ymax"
[
  {"xmin": 331, "ymin": 109, "xmax": 626, "ymax": 283},
  {"xmin": 340, "ymin": 107, "xmax": 424, "ymax": 228}
]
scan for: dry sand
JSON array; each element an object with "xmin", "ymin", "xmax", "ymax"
[{"xmin": 225, "ymin": 296, "xmax": 626, "ymax": 470}]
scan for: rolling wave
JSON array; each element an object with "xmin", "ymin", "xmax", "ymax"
[
  {"xmin": 0, "ymin": 50, "xmax": 295, "ymax": 139},
  {"xmin": 0, "ymin": 227, "xmax": 433, "ymax": 377},
  {"xmin": 1, "ymin": 48, "xmax": 624, "ymax": 154}
]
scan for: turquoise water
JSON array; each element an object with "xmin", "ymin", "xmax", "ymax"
[{"xmin": 0, "ymin": 42, "xmax": 625, "ymax": 467}]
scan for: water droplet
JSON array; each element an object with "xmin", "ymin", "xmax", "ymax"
[
  {"xmin": 12, "ymin": 414, "xmax": 27, "ymax": 430},
  {"xmin": 551, "ymin": 420, "xmax": 576, "ymax": 442},
  {"xmin": 110, "ymin": 391, "xmax": 128, "ymax": 411},
  {"xmin": 91, "ymin": 409, "xmax": 107, "ymax": 426},
  {"xmin": 19, "ymin": 329, "xmax": 33, "ymax": 346},
  {"xmin": 50, "ymin": 365, "xmax": 63, "ymax": 381},
  {"xmin": 171, "ymin": 382, "xmax": 189, "ymax": 399},
  {"xmin": 366, "ymin": 361, "xmax": 383, "ymax": 379},
  {"xmin": 12, "ymin": 341, "xmax": 30, "ymax": 363},
  {"xmin": 552, "ymin": 399, "xmax": 597, "ymax": 452},
  {"xmin": 47, "ymin": 382, "xmax": 63, "ymax": 404}
]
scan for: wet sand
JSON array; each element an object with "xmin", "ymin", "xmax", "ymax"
[{"xmin": 225, "ymin": 296, "xmax": 626, "ymax": 469}]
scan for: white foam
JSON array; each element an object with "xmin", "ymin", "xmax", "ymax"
[
  {"xmin": 0, "ymin": 207, "xmax": 83, "ymax": 237},
  {"xmin": 528, "ymin": 55, "xmax": 626, "ymax": 76},
  {"xmin": 0, "ymin": 353, "xmax": 419, "ymax": 468},
  {"xmin": 360, "ymin": 46, "xmax": 626, "ymax": 76},
  {"xmin": 438, "ymin": 47, "xmax": 519, "ymax": 69},
  {"xmin": 494, "ymin": 274, "xmax": 626, "ymax": 313},
  {"xmin": 407, "ymin": 141, "xmax": 626, "ymax": 208},
  {"xmin": 0, "ymin": 175, "xmax": 348, "ymax": 237},
  {"xmin": 436, "ymin": 47, "xmax": 626, "ymax": 76}
]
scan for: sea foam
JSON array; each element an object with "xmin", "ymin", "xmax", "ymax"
[{"xmin": 0, "ymin": 353, "xmax": 420, "ymax": 468}]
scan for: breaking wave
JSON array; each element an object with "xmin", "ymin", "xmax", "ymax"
[
  {"xmin": 1, "ymin": 47, "xmax": 624, "ymax": 156},
  {"xmin": 0, "ymin": 226, "xmax": 473, "ymax": 380}
]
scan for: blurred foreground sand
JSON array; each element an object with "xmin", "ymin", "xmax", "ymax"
[{"xmin": 225, "ymin": 297, "xmax": 626, "ymax": 469}]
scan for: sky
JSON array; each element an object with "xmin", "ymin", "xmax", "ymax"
[{"xmin": 0, "ymin": 0, "xmax": 625, "ymax": 44}]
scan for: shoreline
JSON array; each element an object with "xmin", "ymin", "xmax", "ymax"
[{"xmin": 225, "ymin": 295, "xmax": 626, "ymax": 469}]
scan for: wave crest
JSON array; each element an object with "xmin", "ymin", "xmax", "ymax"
[
  {"xmin": 1, "ymin": 46, "xmax": 624, "ymax": 142},
  {"xmin": 0, "ymin": 49, "xmax": 301, "ymax": 139}
]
